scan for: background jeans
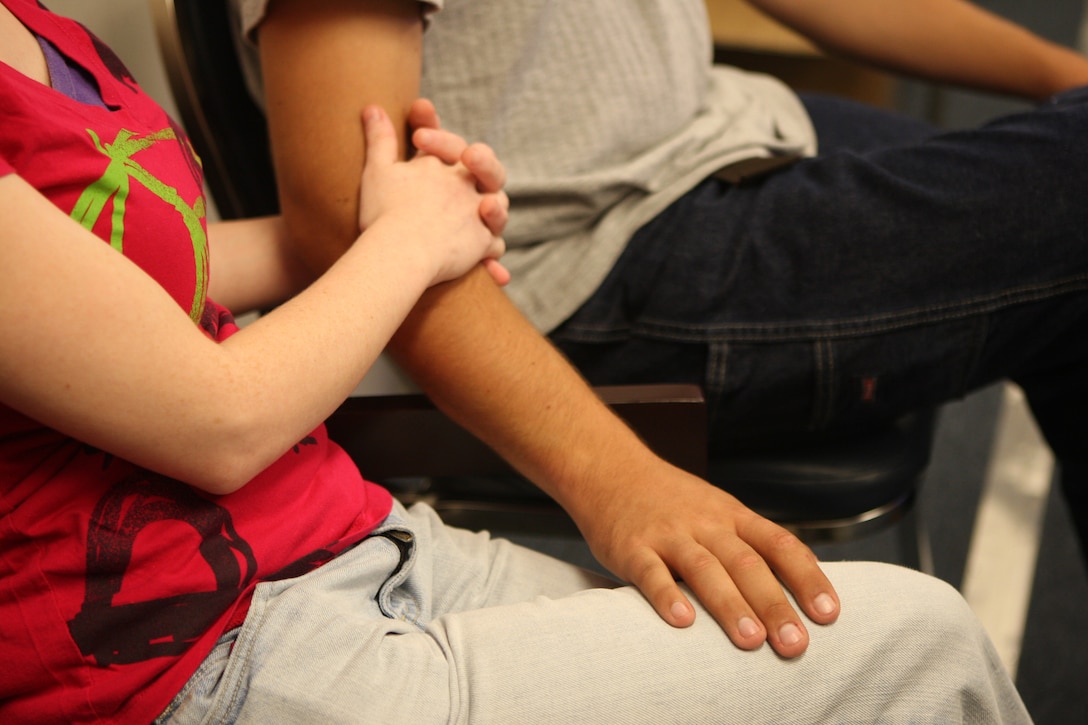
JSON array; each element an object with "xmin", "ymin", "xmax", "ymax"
[
  {"xmin": 551, "ymin": 89, "xmax": 1088, "ymax": 550},
  {"xmin": 156, "ymin": 501, "xmax": 1029, "ymax": 724}
]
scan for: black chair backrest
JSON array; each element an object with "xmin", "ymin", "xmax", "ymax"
[{"xmin": 154, "ymin": 0, "xmax": 278, "ymax": 220}]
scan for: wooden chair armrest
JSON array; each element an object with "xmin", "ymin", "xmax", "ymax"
[{"xmin": 325, "ymin": 384, "xmax": 707, "ymax": 481}]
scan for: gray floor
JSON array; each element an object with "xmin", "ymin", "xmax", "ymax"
[{"xmin": 1017, "ymin": 483, "xmax": 1088, "ymax": 723}]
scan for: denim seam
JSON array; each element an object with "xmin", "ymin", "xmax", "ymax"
[
  {"xmin": 813, "ymin": 339, "xmax": 835, "ymax": 429},
  {"xmin": 705, "ymin": 341, "xmax": 729, "ymax": 422},
  {"xmin": 958, "ymin": 313, "xmax": 992, "ymax": 398},
  {"xmin": 153, "ymin": 631, "xmax": 240, "ymax": 723},
  {"xmin": 555, "ymin": 274, "xmax": 1088, "ymax": 343},
  {"xmin": 217, "ymin": 588, "xmax": 269, "ymax": 720}
]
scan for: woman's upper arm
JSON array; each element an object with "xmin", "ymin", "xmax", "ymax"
[
  {"xmin": 0, "ymin": 175, "xmax": 333, "ymax": 494},
  {"xmin": 0, "ymin": 174, "xmax": 234, "ymax": 482},
  {"xmin": 257, "ymin": 0, "xmax": 425, "ymax": 273}
]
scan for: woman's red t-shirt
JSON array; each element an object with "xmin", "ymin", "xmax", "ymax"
[{"xmin": 0, "ymin": 2, "xmax": 393, "ymax": 722}]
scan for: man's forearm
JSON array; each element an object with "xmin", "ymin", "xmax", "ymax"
[{"xmin": 387, "ymin": 265, "xmax": 656, "ymax": 512}]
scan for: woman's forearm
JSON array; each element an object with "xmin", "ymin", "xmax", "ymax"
[{"xmin": 207, "ymin": 216, "xmax": 314, "ymax": 314}]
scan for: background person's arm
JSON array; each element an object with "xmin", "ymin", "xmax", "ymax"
[
  {"xmin": 256, "ymin": 0, "xmax": 841, "ymax": 658},
  {"xmin": 748, "ymin": 0, "xmax": 1088, "ymax": 100}
]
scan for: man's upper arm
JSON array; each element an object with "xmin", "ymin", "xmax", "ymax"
[{"xmin": 256, "ymin": 0, "xmax": 425, "ymax": 273}]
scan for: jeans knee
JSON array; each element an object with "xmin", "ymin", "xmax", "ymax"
[{"xmin": 829, "ymin": 562, "xmax": 985, "ymax": 648}]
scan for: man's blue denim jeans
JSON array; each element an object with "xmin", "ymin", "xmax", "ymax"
[{"xmin": 551, "ymin": 89, "xmax": 1088, "ymax": 543}]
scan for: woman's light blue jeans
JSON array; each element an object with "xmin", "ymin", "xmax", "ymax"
[{"xmin": 156, "ymin": 500, "xmax": 1029, "ymax": 724}]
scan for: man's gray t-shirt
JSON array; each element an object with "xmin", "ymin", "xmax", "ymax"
[{"xmin": 236, "ymin": 0, "xmax": 815, "ymax": 332}]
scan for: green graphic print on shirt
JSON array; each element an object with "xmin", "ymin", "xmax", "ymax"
[{"xmin": 70, "ymin": 127, "xmax": 209, "ymax": 323}]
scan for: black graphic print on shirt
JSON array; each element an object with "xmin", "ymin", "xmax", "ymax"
[{"xmin": 66, "ymin": 473, "xmax": 258, "ymax": 666}]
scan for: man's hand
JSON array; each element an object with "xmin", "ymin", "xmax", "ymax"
[{"xmin": 569, "ymin": 456, "xmax": 841, "ymax": 658}]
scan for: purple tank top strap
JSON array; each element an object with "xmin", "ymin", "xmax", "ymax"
[{"xmin": 36, "ymin": 34, "xmax": 107, "ymax": 108}]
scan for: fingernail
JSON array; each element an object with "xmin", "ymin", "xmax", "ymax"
[
  {"xmin": 738, "ymin": 616, "xmax": 760, "ymax": 638},
  {"xmin": 778, "ymin": 623, "xmax": 803, "ymax": 646},
  {"xmin": 670, "ymin": 601, "xmax": 690, "ymax": 621},
  {"xmin": 814, "ymin": 593, "xmax": 836, "ymax": 616}
]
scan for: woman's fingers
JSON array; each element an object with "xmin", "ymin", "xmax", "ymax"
[
  {"xmin": 462, "ymin": 143, "xmax": 506, "ymax": 192},
  {"xmin": 413, "ymin": 127, "xmax": 468, "ymax": 164},
  {"xmin": 407, "ymin": 97, "xmax": 441, "ymax": 133},
  {"xmin": 479, "ymin": 191, "xmax": 509, "ymax": 237},
  {"xmin": 482, "ymin": 258, "xmax": 511, "ymax": 286},
  {"xmin": 362, "ymin": 106, "xmax": 400, "ymax": 170},
  {"xmin": 413, "ymin": 131, "xmax": 506, "ymax": 194}
]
